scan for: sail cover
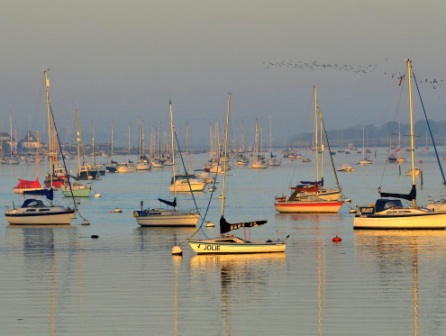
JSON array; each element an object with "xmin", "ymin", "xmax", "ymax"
[
  {"xmin": 23, "ymin": 188, "xmax": 54, "ymax": 200},
  {"xmin": 300, "ymin": 177, "xmax": 324, "ymax": 186},
  {"xmin": 14, "ymin": 178, "xmax": 43, "ymax": 189},
  {"xmin": 220, "ymin": 216, "xmax": 267, "ymax": 235},
  {"xmin": 158, "ymin": 197, "xmax": 177, "ymax": 208},
  {"xmin": 379, "ymin": 185, "xmax": 416, "ymax": 202}
]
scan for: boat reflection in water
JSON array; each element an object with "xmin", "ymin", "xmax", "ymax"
[
  {"xmin": 4, "ymin": 226, "xmax": 76, "ymax": 336},
  {"xmin": 189, "ymin": 254, "xmax": 286, "ymax": 334},
  {"xmin": 354, "ymin": 230, "xmax": 446, "ymax": 336}
]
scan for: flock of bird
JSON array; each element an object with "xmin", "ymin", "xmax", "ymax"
[
  {"xmin": 263, "ymin": 59, "xmax": 377, "ymax": 74},
  {"xmin": 263, "ymin": 59, "xmax": 444, "ymax": 91}
]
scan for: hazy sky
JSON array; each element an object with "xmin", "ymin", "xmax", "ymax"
[{"xmin": 1, "ymin": 0, "xmax": 445, "ymax": 148}]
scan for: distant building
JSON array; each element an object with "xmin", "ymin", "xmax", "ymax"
[
  {"xmin": 18, "ymin": 130, "xmax": 40, "ymax": 152},
  {"xmin": 0, "ymin": 131, "xmax": 16, "ymax": 155}
]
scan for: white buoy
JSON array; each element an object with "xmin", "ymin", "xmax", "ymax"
[
  {"xmin": 345, "ymin": 198, "xmax": 351, "ymax": 203},
  {"xmin": 81, "ymin": 219, "xmax": 90, "ymax": 226},
  {"xmin": 206, "ymin": 221, "xmax": 215, "ymax": 227},
  {"xmin": 95, "ymin": 193, "xmax": 101, "ymax": 198},
  {"xmin": 172, "ymin": 245, "xmax": 183, "ymax": 255},
  {"xmin": 114, "ymin": 208, "xmax": 122, "ymax": 213},
  {"xmin": 349, "ymin": 209, "xmax": 357, "ymax": 214}
]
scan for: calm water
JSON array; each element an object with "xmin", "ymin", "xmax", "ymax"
[{"xmin": 1, "ymin": 150, "xmax": 446, "ymax": 335}]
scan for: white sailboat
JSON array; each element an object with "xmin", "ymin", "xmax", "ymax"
[
  {"xmin": 133, "ymin": 100, "xmax": 200, "ymax": 227},
  {"xmin": 5, "ymin": 70, "xmax": 76, "ymax": 225},
  {"xmin": 251, "ymin": 118, "xmax": 268, "ymax": 169},
  {"xmin": 358, "ymin": 126, "xmax": 373, "ymax": 165},
  {"xmin": 117, "ymin": 124, "xmax": 136, "ymax": 173},
  {"xmin": 336, "ymin": 163, "xmax": 355, "ymax": 173},
  {"xmin": 354, "ymin": 59, "xmax": 446, "ymax": 229},
  {"xmin": 188, "ymin": 93, "xmax": 288, "ymax": 254},
  {"xmin": 135, "ymin": 119, "xmax": 151, "ymax": 171}
]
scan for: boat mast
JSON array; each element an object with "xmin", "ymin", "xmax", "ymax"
[
  {"xmin": 128, "ymin": 123, "xmax": 131, "ymax": 158},
  {"xmin": 313, "ymin": 86, "xmax": 319, "ymax": 182},
  {"xmin": 75, "ymin": 107, "xmax": 81, "ymax": 175},
  {"xmin": 111, "ymin": 124, "xmax": 114, "ymax": 157},
  {"xmin": 319, "ymin": 105, "xmax": 324, "ymax": 179},
  {"xmin": 169, "ymin": 100, "xmax": 177, "ymax": 205},
  {"xmin": 407, "ymin": 59, "xmax": 416, "ymax": 206},
  {"xmin": 44, "ymin": 69, "xmax": 54, "ymax": 189},
  {"xmin": 36, "ymin": 131, "xmax": 40, "ymax": 177},
  {"xmin": 9, "ymin": 108, "xmax": 13, "ymax": 158},
  {"xmin": 241, "ymin": 120, "xmax": 245, "ymax": 153},
  {"xmin": 269, "ymin": 114, "xmax": 272, "ymax": 157},
  {"xmin": 221, "ymin": 92, "xmax": 231, "ymax": 217},
  {"xmin": 91, "ymin": 123, "xmax": 96, "ymax": 166}
]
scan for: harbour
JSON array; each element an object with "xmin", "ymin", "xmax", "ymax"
[{"xmin": 1, "ymin": 149, "xmax": 446, "ymax": 335}]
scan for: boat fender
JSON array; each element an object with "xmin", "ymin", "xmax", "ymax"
[{"xmin": 332, "ymin": 236, "xmax": 342, "ymax": 243}]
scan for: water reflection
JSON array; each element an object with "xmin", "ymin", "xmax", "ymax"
[
  {"xmin": 354, "ymin": 230, "xmax": 446, "ymax": 335},
  {"xmin": 133, "ymin": 227, "xmax": 196, "ymax": 251},
  {"xmin": 190, "ymin": 254, "xmax": 286, "ymax": 335},
  {"xmin": 4, "ymin": 225, "xmax": 77, "ymax": 336}
]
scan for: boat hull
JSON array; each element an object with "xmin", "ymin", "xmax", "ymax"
[
  {"xmin": 354, "ymin": 210, "xmax": 446, "ymax": 229},
  {"xmin": 116, "ymin": 166, "xmax": 136, "ymax": 173},
  {"xmin": 188, "ymin": 240, "xmax": 286, "ymax": 254},
  {"xmin": 134, "ymin": 209, "xmax": 199, "ymax": 227},
  {"xmin": 13, "ymin": 187, "xmax": 45, "ymax": 194},
  {"xmin": 62, "ymin": 188, "xmax": 91, "ymax": 198},
  {"xmin": 5, "ymin": 208, "xmax": 76, "ymax": 225},
  {"xmin": 274, "ymin": 200, "xmax": 343, "ymax": 213},
  {"xmin": 168, "ymin": 181, "xmax": 206, "ymax": 192}
]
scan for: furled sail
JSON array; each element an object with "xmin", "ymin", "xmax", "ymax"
[
  {"xmin": 379, "ymin": 185, "xmax": 416, "ymax": 202},
  {"xmin": 220, "ymin": 216, "xmax": 267, "ymax": 235},
  {"xmin": 300, "ymin": 177, "xmax": 324, "ymax": 186},
  {"xmin": 158, "ymin": 197, "xmax": 177, "ymax": 208},
  {"xmin": 23, "ymin": 188, "xmax": 54, "ymax": 200},
  {"xmin": 15, "ymin": 178, "xmax": 43, "ymax": 189}
]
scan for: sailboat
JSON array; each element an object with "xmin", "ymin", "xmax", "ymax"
[
  {"xmin": 116, "ymin": 124, "xmax": 136, "ymax": 173},
  {"xmin": 251, "ymin": 118, "xmax": 268, "ymax": 169},
  {"xmin": 274, "ymin": 86, "xmax": 343, "ymax": 213},
  {"xmin": 5, "ymin": 70, "xmax": 76, "ymax": 225},
  {"xmin": 60, "ymin": 107, "xmax": 92, "ymax": 198},
  {"xmin": 13, "ymin": 131, "xmax": 44, "ymax": 194},
  {"xmin": 358, "ymin": 126, "xmax": 373, "ymax": 165},
  {"xmin": 169, "ymin": 122, "xmax": 206, "ymax": 192},
  {"xmin": 267, "ymin": 114, "xmax": 281, "ymax": 167},
  {"xmin": 188, "ymin": 93, "xmax": 288, "ymax": 254},
  {"xmin": 7, "ymin": 110, "xmax": 19, "ymax": 164},
  {"xmin": 354, "ymin": 59, "xmax": 446, "ymax": 229},
  {"xmin": 396, "ymin": 122, "xmax": 406, "ymax": 164},
  {"xmin": 236, "ymin": 121, "xmax": 250, "ymax": 166},
  {"xmin": 135, "ymin": 119, "xmax": 151, "ymax": 171},
  {"xmin": 387, "ymin": 135, "xmax": 397, "ymax": 163},
  {"xmin": 73, "ymin": 111, "xmax": 98, "ymax": 180},
  {"xmin": 133, "ymin": 101, "xmax": 200, "ymax": 227}
]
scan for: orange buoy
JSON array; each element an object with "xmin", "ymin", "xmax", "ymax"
[{"xmin": 332, "ymin": 236, "xmax": 342, "ymax": 243}]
